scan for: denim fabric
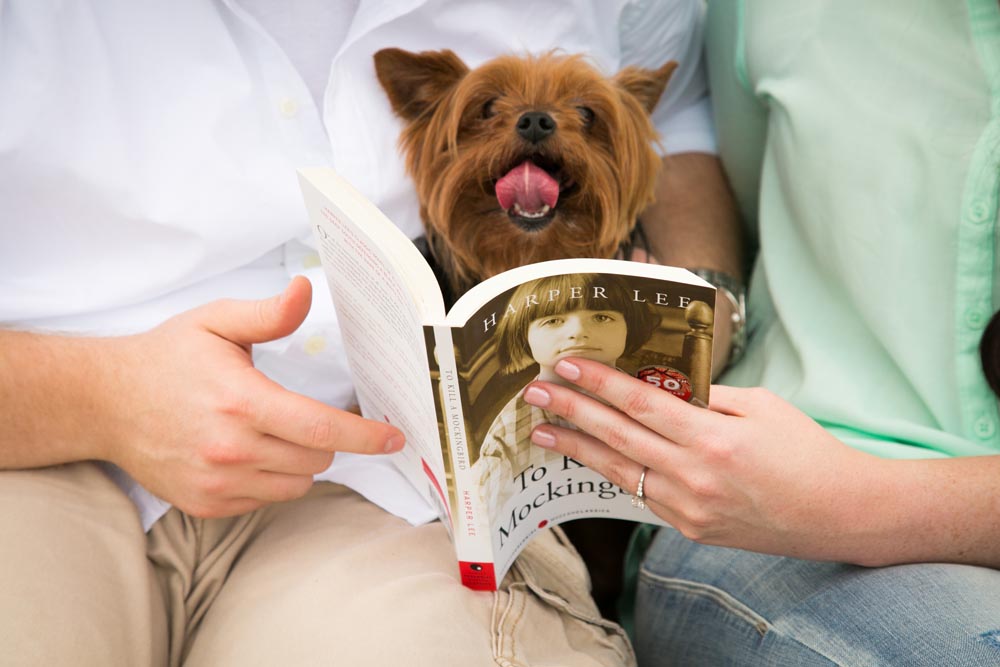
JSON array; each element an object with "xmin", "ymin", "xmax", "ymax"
[{"xmin": 634, "ymin": 528, "xmax": 1000, "ymax": 666}]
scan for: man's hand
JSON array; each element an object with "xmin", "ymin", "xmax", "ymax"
[{"xmin": 0, "ymin": 277, "xmax": 404, "ymax": 518}]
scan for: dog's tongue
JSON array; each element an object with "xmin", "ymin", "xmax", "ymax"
[{"xmin": 495, "ymin": 161, "xmax": 559, "ymax": 214}]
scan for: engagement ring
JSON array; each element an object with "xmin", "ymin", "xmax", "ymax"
[{"xmin": 631, "ymin": 467, "xmax": 648, "ymax": 510}]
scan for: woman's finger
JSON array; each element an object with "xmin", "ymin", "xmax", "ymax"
[
  {"xmin": 531, "ymin": 422, "xmax": 693, "ymax": 529},
  {"xmin": 706, "ymin": 383, "xmax": 751, "ymax": 417},
  {"xmin": 548, "ymin": 357, "xmax": 726, "ymax": 444},
  {"xmin": 525, "ymin": 381, "xmax": 679, "ymax": 469},
  {"xmin": 531, "ymin": 418, "xmax": 666, "ymax": 493}
]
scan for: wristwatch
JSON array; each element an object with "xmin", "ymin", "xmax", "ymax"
[{"xmin": 687, "ymin": 268, "xmax": 747, "ymax": 369}]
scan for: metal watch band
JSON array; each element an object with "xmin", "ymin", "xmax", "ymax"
[{"xmin": 687, "ymin": 267, "xmax": 747, "ymax": 369}]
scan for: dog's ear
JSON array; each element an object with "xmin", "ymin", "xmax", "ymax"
[
  {"xmin": 374, "ymin": 48, "xmax": 469, "ymax": 121},
  {"xmin": 614, "ymin": 60, "xmax": 678, "ymax": 114}
]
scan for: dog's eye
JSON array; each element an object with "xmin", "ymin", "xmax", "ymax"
[
  {"xmin": 576, "ymin": 106, "xmax": 595, "ymax": 126},
  {"xmin": 482, "ymin": 98, "xmax": 498, "ymax": 119}
]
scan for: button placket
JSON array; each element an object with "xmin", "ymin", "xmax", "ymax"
[
  {"xmin": 968, "ymin": 199, "xmax": 991, "ymax": 224},
  {"xmin": 973, "ymin": 415, "xmax": 996, "ymax": 439},
  {"xmin": 279, "ymin": 97, "xmax": 299, "ymax": 118},
  {"xmin": 965, "ymin": 305, "xmax": 990, "ymax": 330},
  {"xmin": 304, "ymin": 335, "xmax": 327, "ymax": 355}
]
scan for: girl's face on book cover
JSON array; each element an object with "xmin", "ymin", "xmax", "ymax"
[{"xmin": 527, "ymin": 309, "xmax": 627, "ymax": 370}]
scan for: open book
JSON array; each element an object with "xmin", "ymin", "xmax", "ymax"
[{"xmin": 297, "ymin": 168, "xmax": 715, "ymax": 590}]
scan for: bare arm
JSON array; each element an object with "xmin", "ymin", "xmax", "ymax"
[
  {"xmin": 0, "ymin": 278, "xmax": 404, "ymax": 517},
  {"xmin": 641, "ymin": 153, "xmax": 744, "ymax": 277},
  {"xmin": 529, "ymin": 157, "xmax": 1000, "ymax": 569},
  {"xmin": 0, "ymin": 331, "xmax": 118, "ymax": 468},
  {"xmin": 855, "ymin": 455, "xmax": 1000, "ymax": 568},
  {"xmin": 523, "ymin": 358, "xmax": 1000, "ymax": 569},
  {"xmin": 639, "ymin": 153, "xmax": 744, "ymax": 374}
]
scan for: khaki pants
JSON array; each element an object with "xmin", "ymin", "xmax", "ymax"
[{"xmin": 0, "ymin": 463, "xmax": 633, "ymax": 666}]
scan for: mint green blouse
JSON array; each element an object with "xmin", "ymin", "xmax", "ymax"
[
  {"xmin": 708, "ymin": 0, "xmax": 1000, "ymax": 459},
  {"xmin": 621, "ymin": 2, "xmax": 1000, "ymax": 635}
]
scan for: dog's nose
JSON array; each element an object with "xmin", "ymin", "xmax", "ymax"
[{"xmin": 516, "ymin": 111, "xmax": 556, "ymax": 143}]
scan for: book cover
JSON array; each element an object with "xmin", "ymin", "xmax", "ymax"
[{"xmin": 297, "ymin": 167, "xmax": 715, "ymax": 589}]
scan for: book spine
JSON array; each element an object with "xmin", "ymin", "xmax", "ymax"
[{"xmin": 433, "ymin": 325, "xmax": 497, "ymax": 591}]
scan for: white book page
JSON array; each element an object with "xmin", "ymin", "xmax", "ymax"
[
  {"xmin": 446, "ymin": 258, "xmax": 711, "ymax": 327},
  {"xmin": 298, "ymin": 170, "xmax": 448, "ymax": 514},
  {"xmin": 298, "ymin": 168, "xmax": 446, "ymax": 318}
]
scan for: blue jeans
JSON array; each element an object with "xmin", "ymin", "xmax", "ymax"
[{"xmin": 635, "ymin": 528, "xmax": 1000, "ymax": 666}]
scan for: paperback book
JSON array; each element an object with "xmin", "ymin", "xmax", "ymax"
[{"xmin": 297, "ymin": 168, "xmax": 715, "ymax": 590}]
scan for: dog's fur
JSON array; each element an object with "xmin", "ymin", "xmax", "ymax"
[
  {"xmin": 375, "ymin": 48, "xmax": 675, "ymax": 299},
  {"xmin": 374, "ymin": 49, "xmax": 676, "ymax": 617}
]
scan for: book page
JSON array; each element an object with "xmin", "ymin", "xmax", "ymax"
[
  {"xmin": 298, "ymin": 168, "xmax": 719, "ymax": 586},
  {"xmin": 298, "ymin": 170, "xmax": 449, "ymax": 518},
  {"xmin": 450, "ymin": 267, "xmax": 716, "ymax": 579},
  {"xmin": 445, "ymin": 257, "xmax": 710, "ymax": 326}
]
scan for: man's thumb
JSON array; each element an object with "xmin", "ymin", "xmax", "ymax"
[{"xmin": 199, "ymin": 276, "xmax": 313, "ymax": 346}]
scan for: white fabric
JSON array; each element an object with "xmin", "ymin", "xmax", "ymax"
[
  {"xmin": 239, "ymin": 0, "xmax": 360, "ymax": 107},
  {"xmin": 0, "ymin": 0, "xmax": 716, "ymax": 531}
]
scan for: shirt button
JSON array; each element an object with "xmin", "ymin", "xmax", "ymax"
[
  {"xmin": 279, "ymin": 97, "xmax": 299, "ymax": 118},
  {"xmin": 968, "ymin": 200, "xmax": 991, "ymax": 224},
  {"xmin": 965, "ymin": 306, "xmax": 989, "ymax": 330},
  {"xmin": 304, "ymin": 335, "xmax": 326, "ymax": 355},
  {"xmin": 974, "ymin": 416, "xmax": 996, "ymax": 439}
]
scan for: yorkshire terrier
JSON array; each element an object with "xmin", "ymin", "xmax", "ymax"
[
  {"xmin": 374, "ymin": 48, "xmax": 676, "ymax": 617},
  {"xmin": 374, "ymin": 47, "xmax": 675, "ymax": 303}
]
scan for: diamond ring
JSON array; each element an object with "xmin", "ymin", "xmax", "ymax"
[{"xmin": 631, "ymin": 466, "xmax": 648, "ymax": 510}]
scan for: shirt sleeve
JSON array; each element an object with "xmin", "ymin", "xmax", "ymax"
[{"xmin": 618, "ymin": 0, "xmax": 716, "ymax": 155}]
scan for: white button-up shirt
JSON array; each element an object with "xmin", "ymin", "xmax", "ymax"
[{"xmin": 0, "ymin": 0, "xmax": 715, "ymax": 529}]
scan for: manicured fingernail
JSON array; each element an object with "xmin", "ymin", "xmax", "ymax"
[
  {"xmin": 532, "ymin": 427, "xmax": 557, "ymax": 448},
  {"xmin": 385, "ymin": 435, "xmax": 405, "ymax": 453},
  {"xmin": 523, "ymin": 385, "xmax": 551, "ymax": 407},
  {"xmin": 555, "ymin": 359, "xmax": 581, "ymax": 381}
]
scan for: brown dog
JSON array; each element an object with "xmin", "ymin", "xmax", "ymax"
[
  {"xmin": 374, "ymin": 48, "xmax": 675, "ymax": 300},
  {"xmin": 374, "ymin": 48, "xmax": 677, "ymax": 617}
]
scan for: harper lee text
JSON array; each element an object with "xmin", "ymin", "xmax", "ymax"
[{"xmin": 483, "ymin": 286, "xmax": 691, "ymax": 333}]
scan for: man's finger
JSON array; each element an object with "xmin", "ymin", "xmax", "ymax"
[
  {"xmin": 197, "ymin": 276, "xmax": 313, "ymax": 346},
  {"xmin": 246, "ymin": 376, "xmax": 404, "ymax": 455},
  {"xmin": 246, "ymin": 470, "xmax": 316, "ymax": 504},
  {"xmin": 251, "ymin": 435, "xmax": 336, "ymax": 475}
]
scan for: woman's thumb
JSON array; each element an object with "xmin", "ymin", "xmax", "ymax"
[{"xmin": 197, "ymin": 276, "xmax": 313, "ymax": 346}]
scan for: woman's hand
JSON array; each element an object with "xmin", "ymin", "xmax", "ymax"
[{"xmin": 522, "ymin": 357, "xmax": 887, "ymax": 562}]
